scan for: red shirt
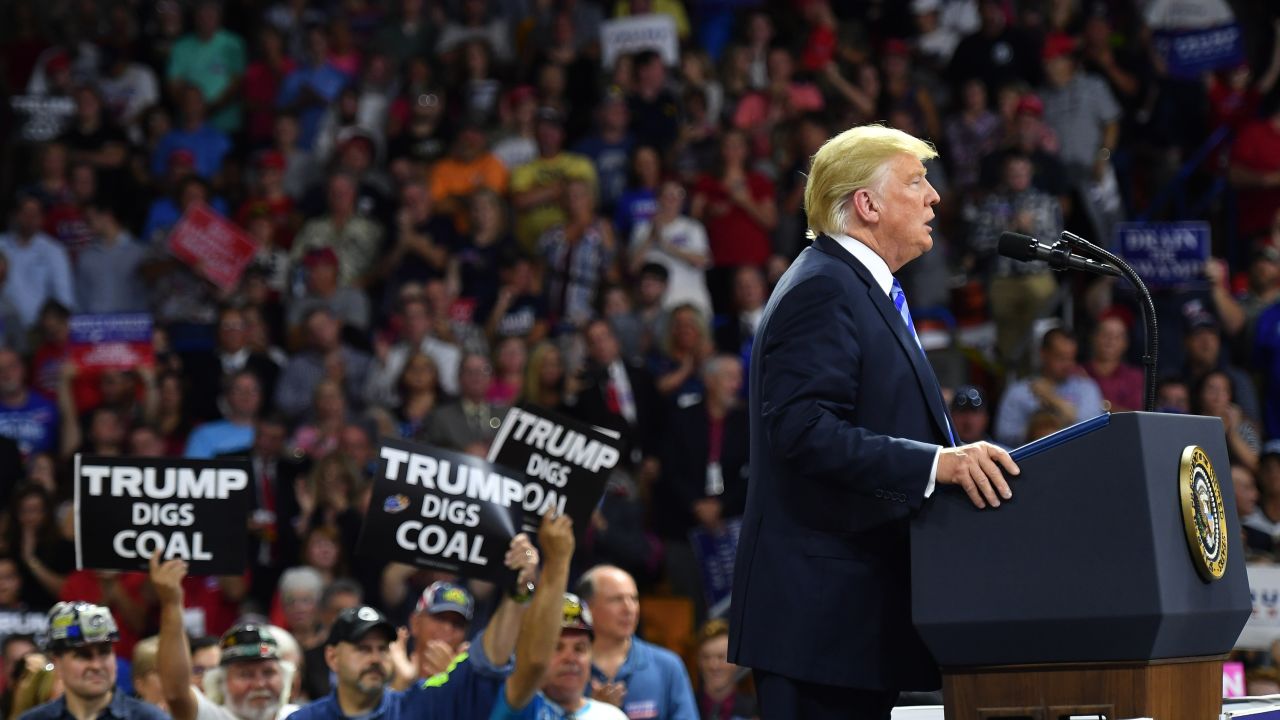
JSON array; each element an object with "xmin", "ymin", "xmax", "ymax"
[
  {"xmin": 236, "ymin": 195, "xmax": 296, "ymax": 250},
  {"xmin": 1230, "ymin": 119, "xmax": 1280, "ymax": 237},
  {"xmin": 182, "ymin": 574, "xmax": 247, "ymax": 638},
  {"xmin": 59, "ymin": 570, "xmax": 149, "ymax": 658},
  {"xmin": 1208, "ymin": 79, "xmax": 1260, "ymax": 134},
  {"xmin": 44, "ymin": 202, "xmax": 91, "ymax": 259},
  {"xmin": 243, "ymin": 59, "xmax": 296, "ymax": 144},
  {"xmin": 30, "ymin": 342, "xmax": 66, "ymax": 400},
  {"xmin": 695, "ymin": 173, "xmax": 775, "ymax": 267},
  {"xmin": 802, "ymin": 25, "xmax": 837, "ymax": 72},
  {"xmin": 1085, "ymin": 361, "xmax": 1145, "ymax": 412}
]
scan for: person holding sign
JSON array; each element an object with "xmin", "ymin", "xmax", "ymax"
[
  {"xmin": 18, "ymin": 602, "xmax": 168, "ymax": 720},
  {"xmin": 489, "ymin": 514, "xmax": 627, "ymax": 720},
  {"xmin": 288, "ymin": 561, "xmax": 525, "ymax": 718},
  {"xmin": 152, "ymin": 554, "xmax": 298, "ymax": 720}
]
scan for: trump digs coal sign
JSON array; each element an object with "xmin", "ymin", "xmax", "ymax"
[
  {"xmin": 357, "ymin": 439, "xmax": 522, "ymax": 584},
  {"xmin": 74, "ymin": 456, "xmax": 252, "ymax": 574}
]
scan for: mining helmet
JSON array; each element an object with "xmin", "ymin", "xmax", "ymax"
[{"xmin": 46, "ymin": 602, "xmax": 120, "ymax": 652}]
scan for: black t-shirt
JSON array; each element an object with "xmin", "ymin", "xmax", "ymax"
[
  {"xmin": 59, "ymin": 121, "xmax": 138, "ymax": 215},
  {"xmin": 493, "ymin": 294, "xmax": 545, "ymax": 339},
  {"xmin": 627, "ymin": 89, "xmax": 681, "ymax": 150},
  {"xmin": 17, "ymin": 539, "xmax": 75, "ymax": 610},
  {"xmin": 454, "ymin": 235, "xmax": 512, "ymax": 322},
  {"xmin": 59, "ymin": 121, "xmax": 129, "ymax": 157},
  {"xmin": 388, "ymin": 216, "xmax": 459, "ymax": 288}
]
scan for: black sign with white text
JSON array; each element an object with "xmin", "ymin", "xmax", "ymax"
[
  {"xmin": 74, "ymin": 455, "xmax": 252, "ymax": 574},
  {"xmin": 358, "ymin": 439, "xmax": 522, "ymax": 584},
  {"xmin": 488, "ymin": 404, "xmax": 622, "ymax": 545}
]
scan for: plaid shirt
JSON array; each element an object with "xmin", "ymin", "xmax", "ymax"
[
  {"xmin": 968, "ymin": 188, "xmax": 1062, "ymax": 278},
  {"xmin": 539, "ymin": 220, "xmax": 615, "ymax": 329}
]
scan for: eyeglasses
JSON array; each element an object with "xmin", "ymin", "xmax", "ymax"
[{"xmin": 952, "ymin": 387, "xmax": 984, "ymax": 410}]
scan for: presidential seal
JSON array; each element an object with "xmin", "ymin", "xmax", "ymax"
[{"xmin": 1180, "ymin": 445, "xmax": 1228, "ymax": 582}]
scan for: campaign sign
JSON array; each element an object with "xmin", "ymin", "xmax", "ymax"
[
  {"xmin": 10, "ymin": 95, "xmax": 76, "ymax": 142},
  {"xmin": 74, "ymin": 455, "xmax": 252, "ymax": 575},
  {"xmin": 359, "ymin": 439, "xmax": 522, "ymax": 584},
  {"xmin": 601, "ymin": 15, "xmax": 680, "ymax": 68},
  {"xmin": 1223, "ymin": 661, "xmax": 1245, "ymax": 698},
  {"xmin": 1115, "ymin": 221, "xmax": 1210, "ymax": 290},
  {"xmin": 488, "ymin": 404, "xmax": 621, "ymax": 545},
  {"xmin": 1153, "ymin": 23, "xmax": 1244, "ymax": 79},
  {"xmin": 68, "ymin": 314, "xmax": 154, "ymax": 372},
  {"xmin": 690, "ymin": 518, "xmax": 743, "ymax": 619},
  {"xmin": 1236, "ymin": 563, "xmax": 1280, "ymax": 650},
  {"xmin": 168, "ymin": 204, "xmax": 259, "ymax": 291}
]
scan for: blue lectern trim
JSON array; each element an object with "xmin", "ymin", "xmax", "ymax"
[{"xmin": 1010, "ymin": 413, "xmax": 1111, "ymax": 462}]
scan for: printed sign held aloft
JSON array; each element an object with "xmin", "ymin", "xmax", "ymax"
[
  {"xmin": 168, "ymin": 204, "xmax": 259, "ymax": 292},
  {"xmin": 68, "ymin": 314, "xmax": 154, "ymax": 372},
  {"xmin": 488, "ymin": 404, "xmax": 622, "ymax": 546},
  {"xmin": 74, "ymin": 455, "xmax": 252, "ymax": 575},
  {"xmin": 1115, "ymin": 222, "xmax": 1210, "ymax": 290},
  {"xmin": 358, "ymin": 439, "xmax": 523, "ymax": 585},
  {"xmin": 600, "ymin": 15, "xmax": 679, "ymax": 69},
  {"xmin": 690, "ymin": 518, "xmax": 743, "ymax": 620}
]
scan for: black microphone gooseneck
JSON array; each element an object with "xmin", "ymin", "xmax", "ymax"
[
  {"xmin": 1059, "ymin": 230, "xmax": 1158, "ymax": 412},
  {"xmin": 996, "ymin": 232, "xmax": 1123, "ymax": 278}
]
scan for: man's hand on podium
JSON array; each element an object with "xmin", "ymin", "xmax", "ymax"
[{"xmin": 937, "ymin": 442, "xmax": 1020, "ymax": 509}]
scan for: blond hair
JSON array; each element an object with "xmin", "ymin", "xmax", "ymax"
[
  {"xmin": 132, "ymin": 636, "xmax": 160, "ymax": 681},
  {"xmin": 804, "ymin": 124, "xmax": 938, "ymax": 238}
]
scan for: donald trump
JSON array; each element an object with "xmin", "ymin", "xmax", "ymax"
[{"xmin": 729, "ymin": 125, "xmax": 1020, "ymax": 718}]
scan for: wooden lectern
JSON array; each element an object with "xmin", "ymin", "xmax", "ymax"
[{"xmin": 911, "ymin": 413, "xmax": 1252, "ymax": 720}]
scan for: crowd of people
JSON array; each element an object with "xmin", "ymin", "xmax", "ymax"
[{"xmin": 0, "ymin": 0, "xmax": 1279, "ymax": 715}]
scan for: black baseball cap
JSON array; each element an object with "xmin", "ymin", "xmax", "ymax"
[
  {"xmin": 326, "ymin": 606, "xmax": 396, "ymax": 646},
  {"xmin": 950, "ymin": 385, "xmax": 986, "ymax": 413},
  {"xmin": 219, "ymin": 623, "xmax": 280, "ymax": 665}
]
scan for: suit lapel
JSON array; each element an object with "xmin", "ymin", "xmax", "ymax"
[{"xmin": 812, "ymin": 235, "xmax": 953, "ymax": 445}]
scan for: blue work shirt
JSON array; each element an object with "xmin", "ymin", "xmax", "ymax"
[
  {"xmin": 490, "ymin": 690, "xmax": 627, "ymax": 720},
  {"xmin": 589, "ymin": 637, "xmax": 698, "ymax": 720},
  {"xmin": 288, "ymin": 633, "xmax": 511, "ymax": 720},
  {"xmin": 18, "ymin": 690, "xmax": 168, "ymax": 720}
]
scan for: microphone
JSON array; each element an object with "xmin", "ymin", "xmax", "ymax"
[{"xmin": 997, "ymin": 232, "xmax": 1122, "ymax": 277}]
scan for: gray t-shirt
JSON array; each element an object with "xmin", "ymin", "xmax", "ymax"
[
  {"xmin": 76, "ymin": 233, "xmax": 150, "ymax": 315},
  {"xmin": 1041, "ymin": 73, "xmax": 1121, "ymax": 172}
]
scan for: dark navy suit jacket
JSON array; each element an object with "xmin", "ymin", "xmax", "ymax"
[{"xmin": 728, "ymin": 234, "xmax": 951, "ymax": 691}]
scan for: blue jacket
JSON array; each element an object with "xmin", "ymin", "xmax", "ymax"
[
  {"xmin": 728, "ymin": 235, "xmax": 948, "ymax": 691},
  {"xmin": 590, "ymin": 637, "xmax": 698, "ymax": 720},
  {"xmin": 288, "ymin": 635, "xmax": 511, "ymax": 720},
  {"xmin": 19, "ymin": 691, "xmax": 167, "ymax": 720}
]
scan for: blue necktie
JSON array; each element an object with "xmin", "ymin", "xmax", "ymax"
[
  {"xmin": 890, "ymin": 278, "xmax": 923, "ymax": 353},
  {"xmin": 890, "ymin": 278, "xmax": 958, "ymax": 446}
]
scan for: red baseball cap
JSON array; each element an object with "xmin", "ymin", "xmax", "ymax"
[
  {"xmin": 1015, "ymin": 94, "xmax": 1045, "ymax": 117},
  {"xmin": 303, "ymin": 247, "xmax": 339, "ymax": 268},
  {"xmin": 258, "ymin": 150, "xmax": 285, "ymax": 170},
  {"xmin": 169, "ymin": 148, "xmax": 196, "ymax": 167},
  {"xmin": 46, "ymin": 50, "xmax": 72, "ymax": 74},
  {"xmin": 1042, "ymin": 33, "xmax": 1078, "ymax": 61},
  {"xmin": 883, "ymin": 38, "xmax": 912, "ymax": 57}
]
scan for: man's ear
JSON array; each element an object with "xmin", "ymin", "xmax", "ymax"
[
  {"xmin": 324, "ymin": 645, "xmax": 339, "ymax": 673},
  {"xmin": 852, "ymin": 189, "xmax": 879, "ymax": 224}
]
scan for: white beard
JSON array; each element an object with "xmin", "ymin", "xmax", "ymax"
[{"xmin": 227, "ymin": 692, "xmax": 282, "ymax": 720}]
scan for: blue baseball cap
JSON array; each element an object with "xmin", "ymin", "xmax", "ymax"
[{"xmin": 415, "ymin": 582, "xmax": 474, "ymax": 621}]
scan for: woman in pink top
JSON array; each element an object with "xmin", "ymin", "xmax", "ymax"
[
  {"xmin": 486, "ymin": 335, "xmax": 527, "ymax": 406},
  {"xmin": 288, "ymin": 379, "xmax": 346, "ymax": 458}
]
